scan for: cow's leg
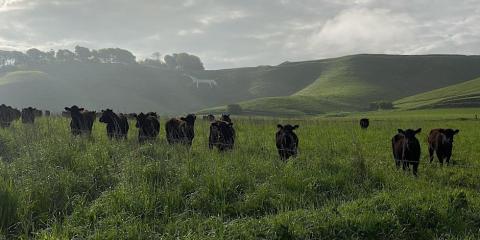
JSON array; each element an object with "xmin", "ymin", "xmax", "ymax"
[
  {"xmin": 437, "ymin": 152, "xmax": 444, "ymax": 165},
  {"xmin": 412, "ymin": 162, "xmax": 419, "ymax": 177},
  {"xmin": 446, "ymin": 154, "xmax": 451, "ymax": 166},
  {"xmin": 428, "ymin": 147, "xmax": 434, "ymax": 163}
]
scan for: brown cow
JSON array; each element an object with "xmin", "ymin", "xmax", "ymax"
[
  {"xmin": 64, "ymin": 105, "xmax": 96, "ymax": 135},
  {"xmin": 276, "ymin": 124, "xmax": 299, "ymax": 160},
  {"xmin": 165, "ymin": 114, "xmax": 196, "ymax": 146},
  {"xmin": 428, "ymin": 128, "xmax": 459, "ymax": 165},
  {"xmin": 392, "ymin": 128, "xmax": 421, "ymax": 176}
]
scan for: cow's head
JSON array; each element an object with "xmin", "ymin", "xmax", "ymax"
[
  {"xmin": 398, "ymin": 128, "xmax": 421, "ymax": 139},
  {"xmin": 277, "ymin": 124, "xmax": 299, "ymax": 132},
  {"xmin": 181, "ymin": 114, "xmax": 196, "ymax": 125},
  {"xmin": 99, "ymin": 109, "xmax": 115, "ymax": 123},
  {"xmin": 440, "ymin": 129, "xmax": 459, "ymax": 144}
]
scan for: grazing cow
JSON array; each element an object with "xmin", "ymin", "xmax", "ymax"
[
  {"xmin": 392, "ymin": 128, "xmax": 422, "ymax": 176},
  {"xmin": 99, "ymin": 109, "xmax": 129, "ymax": 139},
  {"xmin": 428, "ymin": 128, "xmax": 459, "ymax": 165},
  {"xmin": 64, "ymin": 105, "xmax": 96, "ymax": 135},
  {"xmin": 21, "ymin": 107, "xmax": 36, "ymax": 124},
  {"xmin": 276, "ymin": 124, "xmax": 299, "ymax": 160},
  {"xmin": 209, "ymin": 119, "xmax": 235, "ymax": 151},
  {"xmin": 165, "ymin": 114, "xmax": 197, "ymax": 146},
  {"xmin": 133, "ymin": 112, "xmax": 160, "ymax": 143},
  {"xmin": 202, "ymin": 114, "xmax": 215, "ymax": 121},
  {"xmin": 44, "ymin": 110, "xmax": 51, "ymax": 117},
  {"xmin": 360, "ymin": 118, "xmax": 369, "ymax": 129}
]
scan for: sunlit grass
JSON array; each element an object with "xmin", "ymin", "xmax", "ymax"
[{"xmin": 0, "ymin": 112, "xmax": 479, "ymax": 239}]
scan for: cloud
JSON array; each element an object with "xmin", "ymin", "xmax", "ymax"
[
  {"xmin": 307, "ymin": 8, "xmax": 415, "ymax": 56},
  {"xmin": 0, "ymin": 0, "xmax": 479, "ymax": 69}
]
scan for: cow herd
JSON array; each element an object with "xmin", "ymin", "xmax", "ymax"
[{"xmin": 0, "ymin": 105, "xmax": 461, "ymax": 176}]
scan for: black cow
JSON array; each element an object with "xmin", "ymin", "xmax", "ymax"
[
  {"xmin": 99, "ymin": 109, "xmax": 129, "ymax": 139},
  {"xmin": 21, "ymin": 107, "xmax": 36, "ymax": 124},
  {"xmin": 134, "ymin": 112, "xmax": 160, "ymax": 143},
  {"xmin": 209, "ymin": 120, "xmax": 235, "ymax": 151},
  {"xmin": 0, "ymin": 104, "xmax": 19, "ymax": 128},
  {"xmin": 392, "ymin": 128, "xmax": 422, "ymax": 176},
  {"xmin": 44, "ymin": 110, "xmax": 51, "ymax": 117},
  {"xmin": 165, "ymin": 114, "xmax": 196, "ymax": 146},
  {"xmin": 428, "ymin": 128, "xmax": 459, "ymax": 165},
  {"xmin": 276, "ymin": 124, "xmax": 299, "ymax": 160},
  {"xmin": 360, "ymin": 118, "xmax": 369, "ymax": 129},
  {"xmin": 202, "ymin": 114, "xmax": 215, "ymax": 121},
  {"xmin": 64, "ymin": 105, "xmax": 96, "ymax": 135}
]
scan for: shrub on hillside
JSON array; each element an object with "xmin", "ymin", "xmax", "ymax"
[{"xmin": 227, "ymin": 104, "xmax": 243, "ymax": 114}]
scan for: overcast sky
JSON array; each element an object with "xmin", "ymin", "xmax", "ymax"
[{"xmin": 1, "ymin": 0, "xmax": 479, "ymax": 69}]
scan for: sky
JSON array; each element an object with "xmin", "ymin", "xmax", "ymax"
[{"xmin": 0, "ymin": 0, "xmax": 479, "ymax": 69}]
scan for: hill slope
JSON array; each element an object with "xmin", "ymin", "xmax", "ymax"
[
  {"xmin": 2, "ymin": 54, "xmax": 480, "ymax": 115},
  {"xmin": 395, "ymin": 77, "xmax": 480, "ymax": 109},
  {"xmin": 205, "ymin": 54, "xmax": 480, "ymax": 115}
]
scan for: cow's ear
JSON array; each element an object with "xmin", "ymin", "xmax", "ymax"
[
  {"xmin": 64, "ymin": 107, "xmax": 71, "ymax": 111},
  {"xmin": 293, "ymin": 125, "xmax": 299, "ymax": 129},
  {"xmin": 397, "ymin": 129, "xmax": 404, "ymax": 134},
  {"xmin": 415, "ymin": 128, "xmax": 422, "ymax": 134},
  {"xmin": 79, "ymin": 108, "xmax": 85, "ymax": 111},
  {"xmin": 454, "ymin": 129, "xmax": 460, "ymax": 135},
  {"xmin": 277, "ymin": 124, "xmax": 283, "ymax": 129}
]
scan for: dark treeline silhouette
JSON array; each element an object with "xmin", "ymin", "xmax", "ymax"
[{"xmin": 0, "ymin": 47, "xmax": 204, "ymax": 71}]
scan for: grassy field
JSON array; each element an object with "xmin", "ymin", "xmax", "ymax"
[
  {"xmin": 1, "ymin": 109, "xmax": 480, "ymax": 239},
  {"xmin": 395, "ymin": 77, "xmax": 480, "ymax": 109}
]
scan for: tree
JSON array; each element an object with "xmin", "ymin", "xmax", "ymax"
[
  {"xmin": 164, "ymin": 55, "xmax": 177, "ymax": 69},
  {"xmin": 75, "ymin": 46, "xmax": 91, "ymax": 62},
  {"xmin": 151, "ymin": 52, "xmax": 161, "ymax": 61},
  {"xmin": 227, "ymin": 104, "xmax": 243, "ymax": 114},
  {"xmin": 173, "ymin": 53, "xmax": 204, "ymax": 71},
  {"xmin": 26, "ymin": 48, "xmax": 48, "ymax": 64},
  {"xmin": 56, "ymin": 49, "xmax": 75, "ymax": 62},
  {"xmin": 96, "ymin": 48, "xmax": 136, "ymax": 64},
  {"xmin": 163, "ymin": 53, "xmax": 205, "ymax": 71}
]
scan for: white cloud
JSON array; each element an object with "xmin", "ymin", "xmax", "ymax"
[{"xmin": 307, "ymin": 8, "xmax": 415, "ymax": 56}]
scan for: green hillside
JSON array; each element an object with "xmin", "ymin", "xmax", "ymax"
[
  {"xmin": 2, "ymin": 54, "xmax": 480, "ymax": 115},
  {"xmin": 395, "ymin": 77, "xmax": 480, "ymax": 109},
  {"xmin": 203, "ymin": 54, "xmax": 480, "ymax": 115}
]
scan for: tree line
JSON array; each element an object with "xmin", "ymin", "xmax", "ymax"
[{"xmin": 0, "ymin": 46, "xmax": 204, "ymax": 71}]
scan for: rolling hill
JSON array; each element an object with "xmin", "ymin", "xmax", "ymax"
[
  {"xmin": 395, "ymin": 77, "xmax": 480, "ymax": 109},
  {"xmin": 203, "ymin": 54, "xmax": 480, "ymax": 115},
  {"xmin": 2, "ymin": 54, "xmax": 480, "ymax": 115}
]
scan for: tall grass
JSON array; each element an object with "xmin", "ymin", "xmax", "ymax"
[{"xmin": 0, "ymin": 114, "xmax": 479, "ymax": 239}]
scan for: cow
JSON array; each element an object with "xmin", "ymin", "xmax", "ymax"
[
  {"xmin": 21, "ymin": 107, "xmax": 37, "ymax": 124},
  {"xmin": 0, "ymin": 104, "xmax": 19, "ymax": 128},
  {"xmin": 276, "ymin": 124, "xmax": 299, "ymax": 160},
  {"xmin": 209, "ymin": 119, "xmax": 235, "ymax": 151},
  {"xmin": 99, "ymin": 109, "xmax": 129, "ymax": 139},
  {"xmin": 133, "ymin": 112, "xmax": 160, "ymax": 143},
  {"xmin": 202, "ymin": 114, "xmax": 215, "ymax": 121},
  {"xmin": 428, "ymin": 128, "xmax": 459, "ymax": 165},
  {"xmin": 392, "ymin": 128, "xmax": 422, "ymax": 176},
  {"xmin": 44, "ymin": 110, "xmax": 51, "ymax": 117},
  {"xmin": 33, "ymin": 109, "xmax": 42, "ymax": 118},
  {"xmin": 220, "ymin": 114, "xmax": 232, "ymax": 123},
  {"xmin": 360, "ymin": 118, "xmax": 369, "ymax": 129},
  {"xmin": 165, "ymin": 114, "xmax": 196, "ymax": 146},
  {"xmin": 64, "ymin": 105, "xmax": 96, "ymax": 135}
]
